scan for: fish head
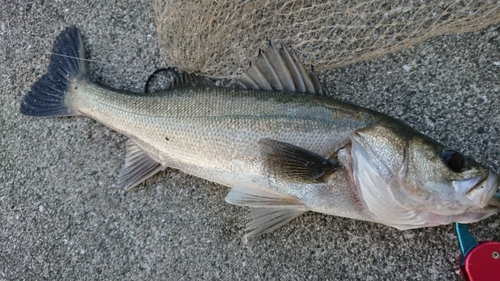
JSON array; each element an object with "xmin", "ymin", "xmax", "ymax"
[{"xmin": 350, "ymin": 124, "xmax": 499, "ymax": 229}]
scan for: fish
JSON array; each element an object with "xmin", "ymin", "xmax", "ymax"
[{"xmin": 20, "ymin": 26, "xmax": 500, "ymax": 238}]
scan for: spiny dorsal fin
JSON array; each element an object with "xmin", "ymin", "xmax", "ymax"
[
  {"xmin": 145, "ymin": 67, "xmax": 214, "ymax": 93},
  {"xmin": 117, "ymin": 140, "xmax": 166, "ymax": 189},
  {"xmin": 259, "ymin": 138, "xmax": 340, "ymax": 183},
  {"xmin": 237, "ymin": 42, "xmax": 325, "ymax": 95}
]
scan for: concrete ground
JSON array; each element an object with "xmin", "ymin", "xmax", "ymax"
[{"xmin": 1, "ymin": 1, "xmax": 499, "ymax": 280}]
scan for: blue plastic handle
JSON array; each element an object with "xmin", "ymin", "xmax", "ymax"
[{"xmin": 455, "ymin": 223, "xmax": 479, "ymax": 266}]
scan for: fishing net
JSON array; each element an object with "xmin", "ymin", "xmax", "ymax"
[{"xmin": 153, "ymin": 0, "xmax": 500, "ymax": 78}]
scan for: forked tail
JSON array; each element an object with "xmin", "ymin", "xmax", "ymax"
[{"xmin": 20, "ymin": 26, "xmax": 87, "ymax": 117}]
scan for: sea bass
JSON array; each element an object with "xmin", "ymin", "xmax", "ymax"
[{"xmin": 21, "ymin": 26, "xmax": 500, "ymax": 237}]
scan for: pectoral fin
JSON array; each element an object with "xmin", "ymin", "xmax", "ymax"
[
  {"xmin": 225, "ymin": 185, "xmax": 307, "ymax": 238},
  {"xmin": 259, "ymin": 138, "xmax": 340, "ymax": 183},
  {"xmin": 117, "ymin": 140, "xmax": 166, "ymax": 189}
]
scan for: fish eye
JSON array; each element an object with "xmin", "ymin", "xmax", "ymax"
[{"xmin": 441, "ymin": 148, "xmax": 467, "ymax": 172}]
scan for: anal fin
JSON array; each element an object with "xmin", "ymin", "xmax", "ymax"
[
  {"xmin": 225, "ymin": 185, "xmax": 307, "ymax": 238},
  {"xmin": 117, "ymin": 140, "xmax": 166, "ymax": 189}
]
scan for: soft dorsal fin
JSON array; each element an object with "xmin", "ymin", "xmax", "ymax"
[
  {"xmin": 171, "ymin": 69, "xmax": 214, "ymax": 88},
  {"xmin": 117, "ymin": 140, "xmax": 166, "ymax": 189},
  {"xmin": 145, "ymin": 67, "xmax": 214, "ymax": 93},
  {"xmin": 237, "ymin": 41, "xmax": 325, "ymax": 95}
]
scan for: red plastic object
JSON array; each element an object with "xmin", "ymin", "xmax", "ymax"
[{"xmin": 459, "ymin": 241, "xmax": 500, "ymax": 281}]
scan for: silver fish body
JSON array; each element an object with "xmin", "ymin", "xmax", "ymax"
[
  {"xmin": 69, "ymin": 82, "xmax": 378, "ymax": 220},
  {"xmin": 21, "ymin": 26, "xmax": 499, "ymax": 237}
]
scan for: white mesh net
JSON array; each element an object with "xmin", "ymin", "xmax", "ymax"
[{"xmin": 154, "ymin": 0, "xmax": 500, "ymax": 78}]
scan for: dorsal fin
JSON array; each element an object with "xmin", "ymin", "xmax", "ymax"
[
  {"xmin": 145, "ymin": 67, "xmax": 214, "ymax": 93},
  {"xmin": 237, "ymin": 42, "xmax": 325, "ymax": 95},
  {"xmin": 173, "ymin": 70, "xmax": 214, "ymax": 88}
]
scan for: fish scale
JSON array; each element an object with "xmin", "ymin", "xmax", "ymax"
[{"xmin": 69, "ymin": 81, "xmax": 367, "ymax": 164}]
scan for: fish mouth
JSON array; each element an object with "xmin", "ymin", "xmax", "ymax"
[
  {"xmin": 461, "ymin": 170, "xmax": 499, "ymax": 208},
  {"xmin": 484, "ymin": 171, "xmax": 500, "ymax": 208},
  {"xmin": 490, "ymin": 192, "xmax": 500, "ymax": 208}
]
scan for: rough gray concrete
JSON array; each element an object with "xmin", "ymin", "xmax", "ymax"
[{"xmin": 1, "ymin": 1, "xmax": 499, "ymax": 280}]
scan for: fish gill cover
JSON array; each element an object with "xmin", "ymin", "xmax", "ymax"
[{"xmin": 153, "ymin": 0, "xmax": 500, "ymax": 78}]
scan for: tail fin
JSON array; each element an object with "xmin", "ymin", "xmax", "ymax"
[{"xmin": 20, "ymin": 26, "xmax": 87, "ymax": 117}]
